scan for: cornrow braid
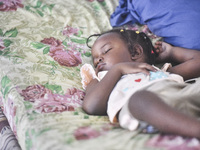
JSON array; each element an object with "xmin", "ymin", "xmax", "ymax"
[{"xmin": 86, "ymin": 28, "xmax": 157, "ymax": 65}]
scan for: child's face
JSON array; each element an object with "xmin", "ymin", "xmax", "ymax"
[{"xmin": 92, "ymin": 32, "xmax": 133, "ymax": 73}]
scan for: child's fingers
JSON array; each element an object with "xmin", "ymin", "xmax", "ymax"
[
  {"xmin": 130, "ymin": 63, "xmax": 157, "ymax": 75},
  {"xmin": 140, "ymin": 63, "xmax": 157, "ymax": 72},
  {"xmin": 139, "ymin": 69, "xmax": 151, "ymax": 75},
  {"xmin": 135, "ymin": 68, "xmax": 154, "ymax": 75}
]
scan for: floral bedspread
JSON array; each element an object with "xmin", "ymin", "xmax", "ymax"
[{"xmin": 0, "ymin": 0, "xmax": 200, "ymax": 150}]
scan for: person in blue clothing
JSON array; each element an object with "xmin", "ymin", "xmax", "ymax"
[
  {"xmin": 82, "ymin": 28, "xmax": 200, "ymax": 138},
  {"xmin": 110, "ymin": 0, "xmax": 200, "ymax": 51}
]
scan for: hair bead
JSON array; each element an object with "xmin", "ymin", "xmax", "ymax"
[{"xmin": 120, "ymin": 29, "xmax": 124, "ymax": 32}]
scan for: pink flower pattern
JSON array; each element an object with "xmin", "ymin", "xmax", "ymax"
[
  {"xmin": 62, "ymin": 25, "xmax": 79, "ymax": 37},
  {"xmin": 41, "ymin": 37, "xmax": 63, "ymax": 47},
  {"xmin": 50, "ymin": 49, "xmax": 82, "ymax": 67},
  {"xmin": 41, "ymin": 37, "xmax": 82, "ymax": 67},
  {"xmin": 19, "ymin": 85, "xmax": 52, "ymax": 102},
  {"xmin": 0, "ymin": 0, "xmax": 24, "ymax": 12},
  {"xmin": 125, "ymin": 24, "xmax": 158, "ymax": 39},
  {"xmin": 2, "ymin": 97, "xmax": 17, "ymax": 136},
  {"xmin": 0, "ymin": 39, "xmax": 5, "ymax": 50},
  {"xmin": 142, "ymin": 25, "xmax": 158, "ymax": 39},
  {"xmin": 73, "ymin": 123, "xmax": 115, "ymax": 140},
  {"xmin": 19, "ymin": 85, "xmax": 85, "ymax": 113},
  {"xmin": 146, "ymin": 135, "xmax": 200, "ymax": 150},
  {"xmin": 74, "ymin": 126, "xmax": 101, "ymax": 140}
]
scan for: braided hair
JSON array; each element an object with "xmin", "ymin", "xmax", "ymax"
[{"xmin": 86, "ymin": 28, "xmax": 157, "ymax": 65}]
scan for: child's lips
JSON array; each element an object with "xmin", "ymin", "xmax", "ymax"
[{"xmin": 97, "ymin": 63, "xmax": 106, "ymax": 72}]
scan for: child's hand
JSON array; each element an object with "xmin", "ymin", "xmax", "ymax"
[
  {"xmin": 154, "ymin": 41, "xmax": 173, "ymax": 63},
  {"xmin": 115, "ymin": 62, "xmax": 157, "ymax": 76}
]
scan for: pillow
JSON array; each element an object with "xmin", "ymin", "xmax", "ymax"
[{"xmin": 110, "ymin": 0, "xmax": 200, "ymax": 50}]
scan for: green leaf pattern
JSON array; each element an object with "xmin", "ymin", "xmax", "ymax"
[
  {"xmin": 0, "ymin": 28, "xmax": 21, "ymax": 59},
  {"xmin": 0, "ymin": 1, "xmax": 163, "ymax": 150},
  {"xmin": 1, "ymin": 76, "xmax": 11, "ymax": 98},
  {"xmin": 25, "ymin": 0, "xmax": 55, "ymax": 17},
  {"xmin": 4, "ymin": 28, "xmax": 18, "ymax": 37}
]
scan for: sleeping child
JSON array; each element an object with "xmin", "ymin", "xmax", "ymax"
[{"xmin": 81, "ymin": 29, "xmax": 200, "ymax": 138}]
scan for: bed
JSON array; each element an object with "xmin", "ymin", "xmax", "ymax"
[{"xmin": 0, "ymin": 0, "xmax": 200, "ymax": 149}]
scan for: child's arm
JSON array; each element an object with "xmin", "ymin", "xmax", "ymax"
[
  {"xmin": 82, "ymin": 62, "xmax": 156, "ymax": 116},
  {"xmin": 129, "ymin": 90, "xmax": 200, "ymax": 138},
  {"xmin": 155, "ymin": 41, "xmax": 200, "ymax": 80}
]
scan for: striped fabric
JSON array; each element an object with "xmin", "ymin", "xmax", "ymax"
[{"xmin": 0, "ymin": 108, "xmax": 21, "ymax": 150}]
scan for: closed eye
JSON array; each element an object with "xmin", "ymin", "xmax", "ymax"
[{"xmin": 105, "ymin": 48, "xmax": 112, "ymax": 54}]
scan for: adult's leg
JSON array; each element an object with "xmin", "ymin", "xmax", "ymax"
[{"xmin": 128, "ymin": 90, "xmax": 200, "ymax": 138}]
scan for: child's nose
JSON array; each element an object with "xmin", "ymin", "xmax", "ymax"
[
  {"xmin": 94, "ymin": 56, "xmax": 104, "ymax": 67},
  {"xmin": 98, "ymin": 57, "xmax": 103, "ymax": 62}
]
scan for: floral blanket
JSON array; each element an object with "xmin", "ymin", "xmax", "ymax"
[{"xmin": 0, "ymin": 0, "xmax": 200, "ymax": 150}]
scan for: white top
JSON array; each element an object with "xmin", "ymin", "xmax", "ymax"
[
  {"xmin": 107, "ymin": 70, "xmax": 183, "ymax": 123},
  {"xmin": 80, "ymin": 63, "xmax": 184, "ymax": 123}
]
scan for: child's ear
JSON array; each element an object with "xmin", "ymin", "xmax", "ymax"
[{"xmin": 131, "ymin": 44, "xmax": 144, "ymax": 61}]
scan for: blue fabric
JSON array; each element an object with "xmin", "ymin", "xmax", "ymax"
[
  {"xmin": 110, "ymin": 0, "xmax": 200, "ymax": 50},
  {"xmin": 149, "ymin": 71, "xmax": 168, "ymax": 81}
]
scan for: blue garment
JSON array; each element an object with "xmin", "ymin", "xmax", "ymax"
[
  {"xmin": 110, "ymin": 0, "xmax": 200, "ymax": 50},
  {"xmin": 149, "ymin": 71, "xmax": 168, "ymax": 81}
]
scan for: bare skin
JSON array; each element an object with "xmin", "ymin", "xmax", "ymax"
[
  {"xmin": 155, "ymin": 41, "xmax": 200, "ymax": 80},
  {"xmin": 129, "ymin": 90, "xmax": 200, "ymax": 138},
  {"xmin": 83, "ymin": 32, "xmax": 200, "ymax": 138},
  {"xmin": 83, "ymin": 33, "xmax": 156, "ymax": 115}
]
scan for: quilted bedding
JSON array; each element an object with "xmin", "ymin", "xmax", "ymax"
[{"xmin": 0, "ymin": 0, "xmax": 200, "ymax": 150}]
